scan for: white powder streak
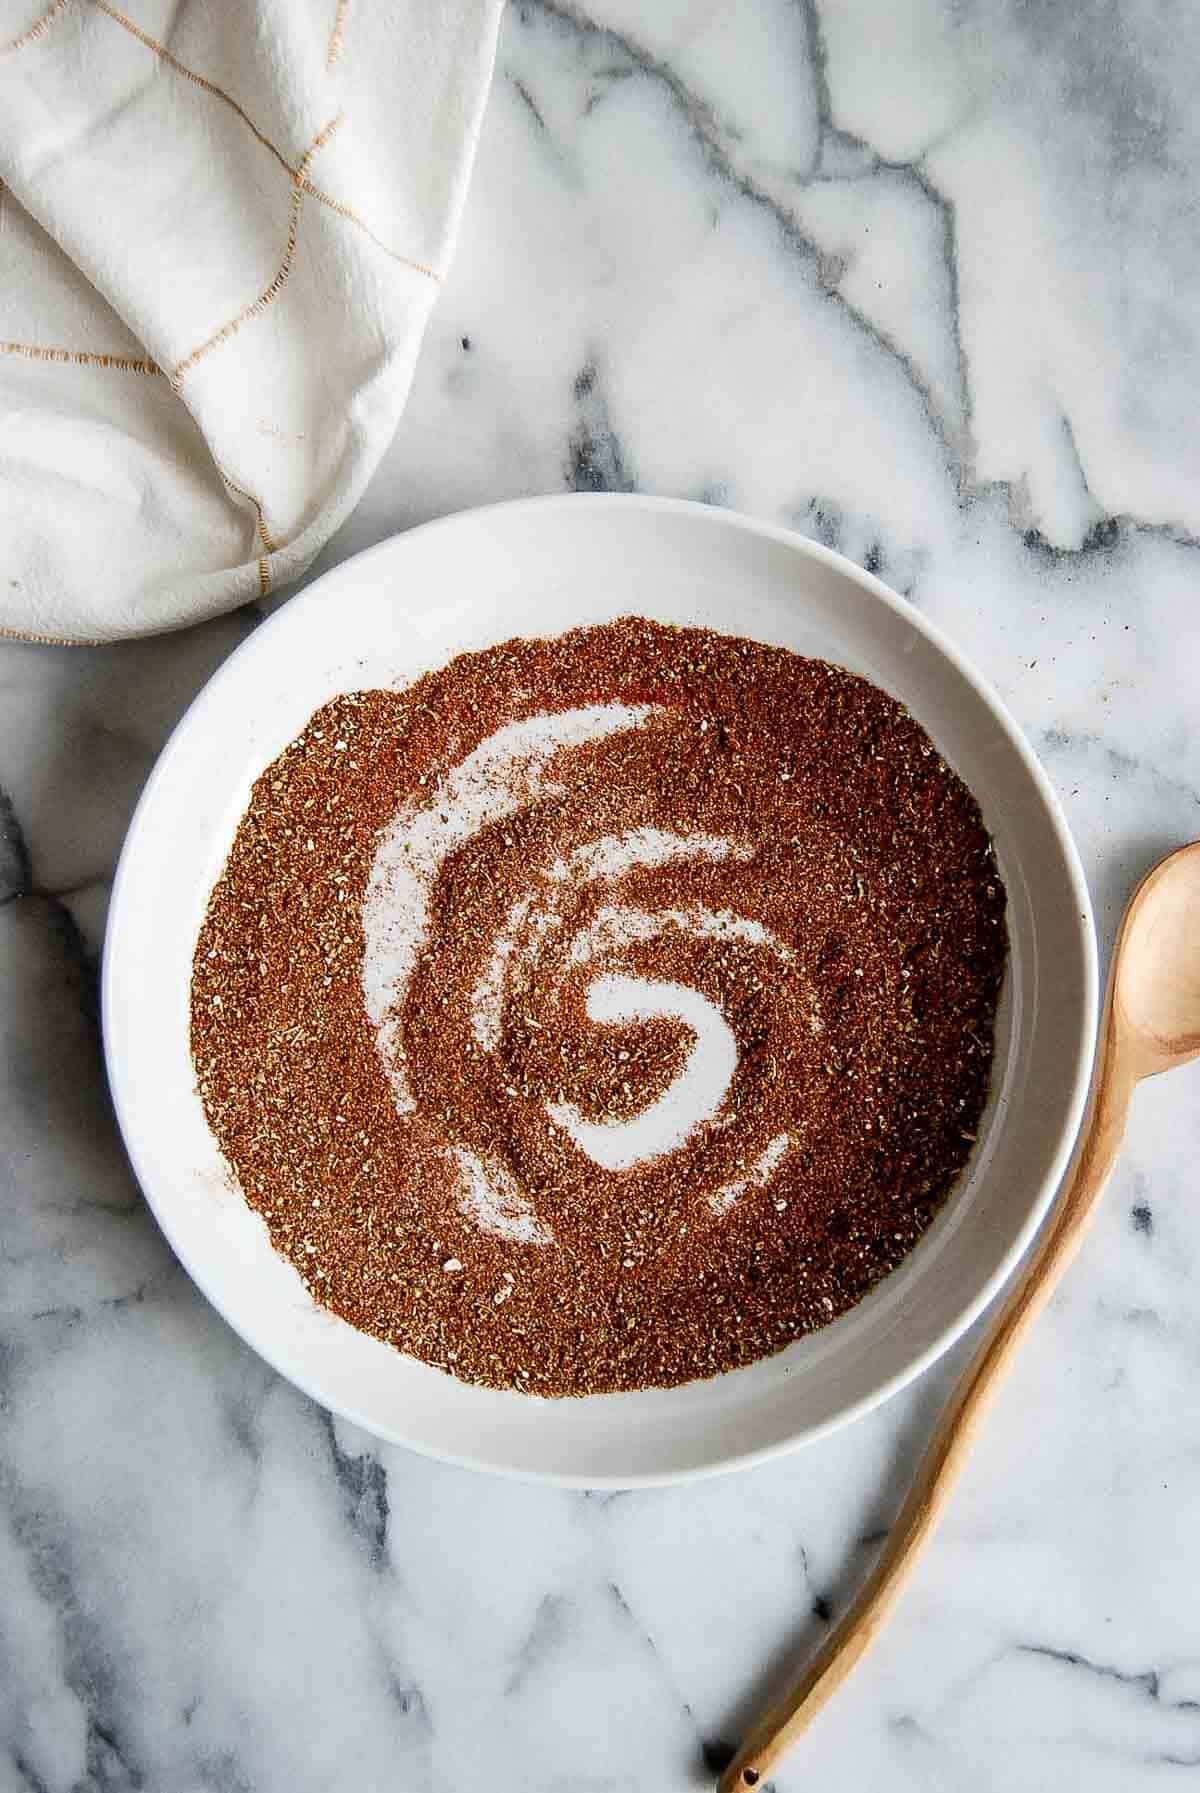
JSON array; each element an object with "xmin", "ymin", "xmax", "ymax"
[
  {"xmin": 709, "ymin": 1131, "xmax": 791, "ymax": 1217},
  {"xmin": 472, "ymin": 894, "xmax": 532, "ymax": 1054},
  {"xmin": 472, "ymin": 831, "xmax": 759, "ymax": 1052},
  {"xmin": 549, "ymin": 826, "xmax": 752, "ymax": 883},
  {"xmin": 452, "ymin": 1147, "xmax": 552, "ymax": 1246},
  {"xmin": 568, "ymin": 903, "xmax": 796, "ymax": 967},
  {"xmin": 364, "ymin": 705, "xmax": 659, "ymax": 1108},
  {"xmin": 470, "ymin": 829, "xmax": 755, "ymax": 1054},
  {"xmin": 547, "ymin": 975, "xmax": 739, "ymax": 1172}
]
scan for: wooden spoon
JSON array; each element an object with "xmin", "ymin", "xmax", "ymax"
[{"xmin": 719, "ymin": 840, "xmax": 1200, "ymax": 1793}]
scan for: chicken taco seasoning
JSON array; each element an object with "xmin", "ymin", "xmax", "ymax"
[{"xmin": 191, "ymin": 617, "xmax": 1007, "ymax": 1396}]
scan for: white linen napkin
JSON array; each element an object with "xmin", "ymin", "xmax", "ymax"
[{"xmin": 0, "ymin": 0, "xmax": 501, "ymax": 642}]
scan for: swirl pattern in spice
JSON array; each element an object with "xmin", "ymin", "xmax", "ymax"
[{"xmin": 190, "ymin": 618, "xmax": 1008, "ymax": 1395}]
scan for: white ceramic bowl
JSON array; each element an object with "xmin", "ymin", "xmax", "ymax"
[{"xmin": 103, "ymin": 496, "xmax": 1098, "ymax": 1485}]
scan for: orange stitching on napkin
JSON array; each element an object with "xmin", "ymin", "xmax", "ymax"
[
  {"xmin": 88, "ymin": 0, "xmax": 439, "ymax": 281},
  {"xmin": 221, "ymin": 475, "xmax": 276, "ymax": 559},
  {"xmin": 171, "ymin": 115, "xmax": 343, "ymax": 385},
  {"xmin": 0, "ymin": 623, "xmax": 109, "ymax": 645},
  {"xmin": 1, "ymin": 0, "xmax": 70, "ymax": 54},
  {"xmin": 326, "ymin": 0, "xmax": 351, "ymax": 67},
  {"xmin": 214, "ymin": 470, "xmax": 275, "ymax": 594},
  {"xmin": 90, "ymin": 0, "xmax": 295, "ymax": 179},
  {"xmin": 170, "ymin": 186, "xmax": 303, "ymax": 383},
  {"xmin": 1, "ymin": 338, "xmax": 163, "ymax": 374}
]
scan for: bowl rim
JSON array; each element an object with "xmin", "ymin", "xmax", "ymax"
[{"xmin": 102, "ymin": 492, "xmax": 1100, "ymax": 1485}]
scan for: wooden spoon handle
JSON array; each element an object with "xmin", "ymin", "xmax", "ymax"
[{"xmin": 718, "ymin": 1020, "xmax": 1133, "ymax": 1793}]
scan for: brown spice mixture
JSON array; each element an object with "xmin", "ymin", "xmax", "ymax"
[{"xmin": 191, "ymin": 618, "xmax": 1008, "ymax": 1395}]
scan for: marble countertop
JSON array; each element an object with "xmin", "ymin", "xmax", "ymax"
[{"xmin": 4, "ymin": 2, "xmax": 1200, "ymax": 1787}]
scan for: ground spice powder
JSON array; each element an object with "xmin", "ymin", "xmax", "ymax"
[{"xmin": 190, "ymin": 618, "xmax": 1008, "ymax": 1395}]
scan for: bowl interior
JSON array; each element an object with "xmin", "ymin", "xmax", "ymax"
[{"xmin": 103, "ymin": 496, "xmax": 1097, "ymax": 1484}]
